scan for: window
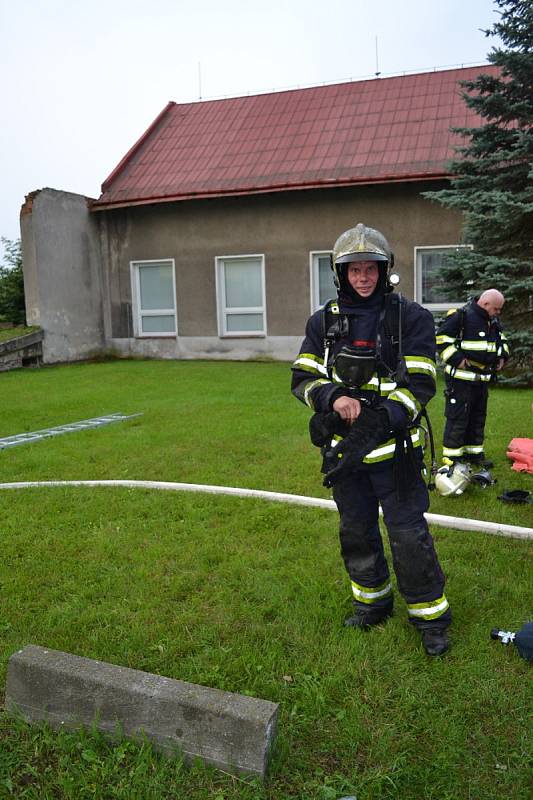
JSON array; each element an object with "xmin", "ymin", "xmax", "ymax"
[
  {"xmin": 215, "ymin": 255, "xmax": 266, "ymax": 336},
  {"xmin": 310, "ymin": 251, "xmax": 336, "ymax": 312},
  {"xmin": 414, "ymin": 246, "xmax": 472, "ymax": 311},
  {"xmin": 130, "ymin": 260, "xmax": 177, "ymax": 336}
]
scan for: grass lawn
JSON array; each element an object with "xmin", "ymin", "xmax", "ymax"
[{"xmin": 0, "ymin": 360, "xmax": 532, "ymax": 799}]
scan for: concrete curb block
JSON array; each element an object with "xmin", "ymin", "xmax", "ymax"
[
  {"xmin": 6, "ymin": 645, "xmax": 279, "ymax": 779},
  {"xmin": 0, "ymin": 330, "xmax": 43, "ymax": 371},
  {"xmin": 0, "ymin": 479, "xmax": 531, "ymax": 540},
  {"xmin": 0, "ymin": 329, "xmax": 43, "ymax": 354}
]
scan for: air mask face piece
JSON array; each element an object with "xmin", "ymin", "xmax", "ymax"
[{"xmin": 333, "ymin": 344, "xmax": 376, "ymax": 387}]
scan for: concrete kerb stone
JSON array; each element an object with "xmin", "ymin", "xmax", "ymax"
[{"xmin": 5, "ymin": 645, "xmax": 279, "ymax": 780}]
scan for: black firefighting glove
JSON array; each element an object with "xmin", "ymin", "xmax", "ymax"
[
  {"xmin": 309, "ymin": 411, "xmax": 349, "ymax": 447},
  {"xmin": 321, "ymin": 406, "xmax": 391, "ymax": 487}
]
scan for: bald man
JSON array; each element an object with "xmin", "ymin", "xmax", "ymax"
[{"xmin": 436, "ymin": 289, "xmax": 510, "ymax": 468}]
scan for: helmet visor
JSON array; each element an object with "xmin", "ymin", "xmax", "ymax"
[{"xmin": 335, "ymin": 252, "xmax": 388, "ymax": 264}]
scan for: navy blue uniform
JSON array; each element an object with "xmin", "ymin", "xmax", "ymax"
[
  {"xmin": 436, "ymin": 298, "xmax": 509, "ymax": 463},
  {"xmin": 291, "ymin": 294, "xmax": 451, "ymax": 631}
]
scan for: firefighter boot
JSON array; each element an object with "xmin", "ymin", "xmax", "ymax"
[
  {"xmin": 344, "ymin": 601, "xmax": 393, "ymax": 629},
  {"xmin": 421, "ymin": 628, "xmax": 450, "ymax": 657}
]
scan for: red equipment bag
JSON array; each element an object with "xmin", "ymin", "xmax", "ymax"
[{"xmin": 506, "ymin": 438, "xmax": 533, "ymax": 474}]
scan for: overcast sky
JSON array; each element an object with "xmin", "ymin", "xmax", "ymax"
[{"xmin": 1, "ymin": 0, "xmax": 501, "ymax": 260}]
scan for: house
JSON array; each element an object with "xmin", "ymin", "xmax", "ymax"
[{"xmin": 21, "ymin": 65, "xmax": 497, "ymax": 364}]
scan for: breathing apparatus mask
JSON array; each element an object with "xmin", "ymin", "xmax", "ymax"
[{"xmin": 333, "ymin": 344, "xmax": 376, "ymax": 388}]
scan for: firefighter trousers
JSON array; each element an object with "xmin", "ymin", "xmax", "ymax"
[
  {"xmin": 332, "ymin": 460, "xmax": 451, "ymax": 631},
  {"xmin": 443, "ymin": 377, "xmax": 489, "ymax": 462}
]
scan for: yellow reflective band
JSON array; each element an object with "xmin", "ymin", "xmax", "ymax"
[
  {"xmin": 461, "ymin": 340, "xmax": 497, "ymax": 352},
  {"xmin": 443, "ymin": 446, "xmax": 465, "ymax": 457},
  {"xmin": 444, "ymin": 365, "xmax": 491, "ymax": 382},
  {"xmin": 463, "ymin": 445, "xmax": 483, "ymax": 454},
  {"xmin": 405, "ymin": 356, "xmax": 437, "ymax": 377},
  {"xmin": 407, "ymin": 595, "xmax": 449, "ymax": 619},
  {"xmin": 294, "ymin": 353, "xmax": 325, "ymax": 366},
  {"xmin": 293, "ymin": 354, "xmax": 328, "ymax": 376},
  {"xmin": 330, "ymin": 372, "xmax": 397, "ymax": 393},
  {"xmin": 351, "ymin": 579, "xmax": 392, "ymax": 604},
  {"xmin": 360, "ymin": 376, "xmax": 397, "ymax": 393},
  {"xmin": 388, "ymin": 388, "xmax": 420, "ymax": 420},
  {"xmin": 303, "ymin": 378, "xmax": 331, "ymax": 408},
  {"xmin": 363, "ymin": 430, "xmax": 421, "ymax": 463},
  {"xmin": 441, "ymin": 345, "xmax": 458, "ymax": 362},
  {"xmin": 436, "ymin": 334, "xmax": 456, "ymax": 345}
]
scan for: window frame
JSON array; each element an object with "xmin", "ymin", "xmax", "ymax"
[
  {"xmin": 414, "ymin": 245, "xmax": 473, "ymax": 311},
  {"xmin": 309, "ymin": 250, "xmax": 335, "ymax": 313},
  {"xmin": 130, "ymin": 258, "xmax": 177, "ymax": 338},
  {"xmin": 215, "ymin": 253, "xmax": 267, "ymax": 338}
]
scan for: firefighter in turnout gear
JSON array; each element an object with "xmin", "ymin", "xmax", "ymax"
[
  {"xmin": 291, "ymin": 223, "xmax": 451, "ymax": 656},
  {"xmin": 436, "ymin": 289, "xmax": 509, "ymax": 467}
]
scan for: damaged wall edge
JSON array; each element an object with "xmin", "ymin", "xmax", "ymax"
[{"xmin": 20, "ymin": 188, "xmax": 105, "ymax": 364}]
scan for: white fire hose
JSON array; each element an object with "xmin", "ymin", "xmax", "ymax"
[{"xmin": 0, "ymin": 480, "xmax": 531, "ymax": 540}]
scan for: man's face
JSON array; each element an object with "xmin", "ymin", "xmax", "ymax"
[
  {"xmin": 346, "ymin": 261, "xmax": 380, "ymax": 297},
  {"xmin": 480, "ymin": 297, "xmax": 504, "ymax": 318}
]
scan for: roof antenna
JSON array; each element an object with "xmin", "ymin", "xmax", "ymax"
[
  {"xmin": 198, "ymin": 61, "xmax": 202, "ymax": 100},
  {"xmin": 375, "ymin": 36, "xmax": 381, "ymax": 77}
]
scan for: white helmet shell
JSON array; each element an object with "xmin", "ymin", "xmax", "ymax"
[{"xmin": 435, "ymin": 462, "xmax": 472, "ymax": 497}]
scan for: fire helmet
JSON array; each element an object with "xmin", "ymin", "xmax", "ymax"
[
  {"xmin": 331, "ymin": 222, "xmax": 395, "ymax": 294},
  {"xmin": 435, "ymin": 462, "xmax": 472, "ymax": 497}
]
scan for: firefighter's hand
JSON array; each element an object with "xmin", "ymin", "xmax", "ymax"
[
  {"xmin": 333, "ymin": 396, "xmax": 361, "ymax": 424},
  {"xmin": 496, "ymin": 358, "xmax": 505, "ymax": 371},
  {"xmin": 458, "ymin": 358, "xmax": 470, "ymax": 369}
]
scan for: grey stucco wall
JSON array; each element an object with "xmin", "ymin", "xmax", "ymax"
[
  {"xmin": 96, "ymin": 181, "xmax": 464, "ymax": 350},
  {"xmin": 20, "ymin": 182, "xmax": 464, "ymax": 364},
  {"xmin": 21, "ymin": 189, "xmax": 104, "ymax": 363}
]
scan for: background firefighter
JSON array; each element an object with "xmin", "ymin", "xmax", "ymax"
[
  {"xmin": 436, "ymin": 289, "xmax": 509, "ymax": 467},
  {"xmin": 291, "ymin": 223, "xmax": 451, "ymax": 656}
]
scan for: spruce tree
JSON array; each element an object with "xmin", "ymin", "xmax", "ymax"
[
  {"xmin": 0, "ymin": 238, "xmax": 26, "ymax": 326},
  {"xmin": 425, "ymin": 0, "xmax": 533, "ymax": 386}
]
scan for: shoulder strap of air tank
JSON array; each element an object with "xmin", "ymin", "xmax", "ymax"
[
  {"xmin": 321, "ymin": 298, "xmax": 341, "ymax": 375},
  {"xmin": 458, "ymin": 304, "xmax": 468, "ymax": 339},
  {"xmin": 320, "ymin": 298, "xmax": 340, "ymax": 342},
  {"xmin": 381, "ymin": 292, "xmax": 404, "ymax": 354}
]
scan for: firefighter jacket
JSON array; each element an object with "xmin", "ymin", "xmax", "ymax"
[
  {"xmin": 436, "ymin": 298, "xmax": 510, "ymax": 383},
  {"xmin": 291, "ymin": 293, "xmax": 437, "ymax": 467}
]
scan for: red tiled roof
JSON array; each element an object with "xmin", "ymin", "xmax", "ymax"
[{"xmin": 93, "ymin": 65, "xmax": 497, "ymax": 210}]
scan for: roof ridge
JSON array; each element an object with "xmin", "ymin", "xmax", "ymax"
[{"xmin": 170, "ymin": 62, "xmax": 494, "ymax": 107}]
